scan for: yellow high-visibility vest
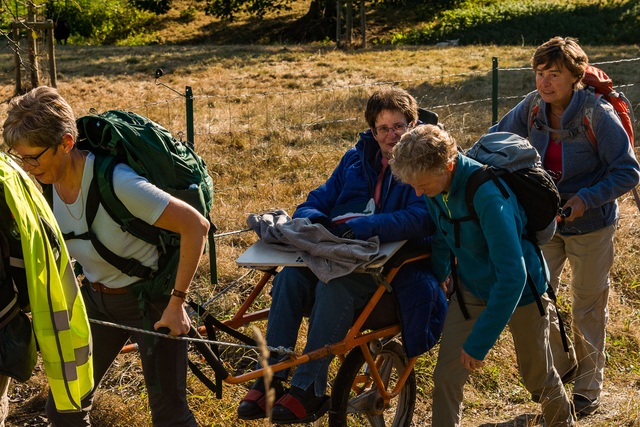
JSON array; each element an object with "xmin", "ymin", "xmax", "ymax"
[{"xmin": 0, "ymin": 153, "xmax": 93, "ymax": 412}]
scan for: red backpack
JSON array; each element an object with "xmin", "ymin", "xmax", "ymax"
[{"xmin": 528, "ymin": 65, "xmax": 635, "ymax": 149}]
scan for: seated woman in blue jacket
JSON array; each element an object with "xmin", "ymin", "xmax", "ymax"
[
  {"xmin": 237, "ymin": 87, "xmax": 447, "ymax": 424},
  {"xmin": 390, "ymin": 125, "xmax": 575, "ymax": 427}
]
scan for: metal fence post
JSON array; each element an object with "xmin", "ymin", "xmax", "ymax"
[
  {"xmin": 492, "ymin": 57, "xmax": 498, "ymax": 125},
  {"xmin": 186, "ymin": 86, "xmax": 194, "ymax": 147},
  {"xmin": 185, "ymin": 85, "xmax": 218, "ymax": 285}
]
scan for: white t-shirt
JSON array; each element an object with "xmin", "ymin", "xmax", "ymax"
[{"xmin": 54, "ymin": 152, "xmax": 171, "ymax": 288}]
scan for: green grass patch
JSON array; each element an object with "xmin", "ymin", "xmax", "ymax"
[{"xmin": 391, "ymin": 0, "xmax": 640, "ymax": 46}]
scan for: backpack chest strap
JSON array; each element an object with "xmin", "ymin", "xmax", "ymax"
[{"xmin": 431, "ymin": 200, "xmax": 474, "ymax": 248}]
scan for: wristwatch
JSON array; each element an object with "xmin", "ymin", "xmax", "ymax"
[{"xmin": 171, "ymin": 289, "xmax": 188, "ymax": 300}]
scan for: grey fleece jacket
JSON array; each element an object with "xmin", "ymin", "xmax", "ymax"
[
  {"xmin": 491, "ymin": 89, "xmax": 640, "ymax": 235},
  {"xmin": 246, "ymin": 211, "xmax": 384, "ymax": 283}
]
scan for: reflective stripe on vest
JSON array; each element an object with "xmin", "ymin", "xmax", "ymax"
[{"xmin": 0, "ymin": 153, "xmax": 93, "ymax": 412}]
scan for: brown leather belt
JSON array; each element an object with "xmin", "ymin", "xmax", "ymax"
[{"xmin": 89, "ymin": 282, "xmax": 130, "ymax": 295}]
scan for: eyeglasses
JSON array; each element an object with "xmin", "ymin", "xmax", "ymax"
[
  {"xmin": 6, "ymin": 146, "xmax": 51, "ymax": 167},
  {"xmin": 374, "ymin": 123, "xmax": 410, "ymax": 137}
]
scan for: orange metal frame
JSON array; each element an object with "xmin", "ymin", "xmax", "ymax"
[
  {"xmin": 122, "ymin": 251, "xmax": 429, "ymax": 409},
  {"xmin": 219, "ymin": 251, "xmax": 428, "ymax": 415}
]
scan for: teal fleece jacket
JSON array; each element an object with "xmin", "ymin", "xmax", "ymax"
[{"xmin": 426, "ymin": 154, "xmax": 548, "ymax": 360}]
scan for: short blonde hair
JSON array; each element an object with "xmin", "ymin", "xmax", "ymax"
[
  {"xmin": 390, "ymin": 124, "xmax": 458, "ymax": 184},
  {"xmin": 3, "ymin": 86, "xmax": 77, "ymax": 149}
]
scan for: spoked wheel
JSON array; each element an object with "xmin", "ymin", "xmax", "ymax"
[{"xmin": 329, "ymin": 340, "xmax": 416, "ymax": 427}]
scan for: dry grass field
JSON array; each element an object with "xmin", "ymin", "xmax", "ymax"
[{"xmin": 1, "ymin": 39, "xmax": 640, "ymax": 426}]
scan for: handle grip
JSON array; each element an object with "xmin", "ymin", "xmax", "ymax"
[{"xmin": 560, "ymin": 207, "xmax": 572, "ymax": 218}]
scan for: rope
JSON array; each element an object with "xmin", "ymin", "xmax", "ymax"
[{"xmin": 89, "ymin": 318, "xmax": 295, "ymax": 356}]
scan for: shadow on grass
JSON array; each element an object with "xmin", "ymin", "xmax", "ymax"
[{"xmin": 477, "ymin": 412, "xmax": 543, "ymax": 426}]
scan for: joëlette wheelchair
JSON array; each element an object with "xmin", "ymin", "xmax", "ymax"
[
  {"xmin": 224, "ymin": 239, "xmax": 429, "ymax": 426},
  {"xmin": 120, "ymin": 238, "xmax": 431, "ymax": 427}
]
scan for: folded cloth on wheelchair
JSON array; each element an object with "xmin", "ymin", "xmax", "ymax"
[{"xmin": 246, "ymin": 211, "xmax": 384, "ymax": 283}]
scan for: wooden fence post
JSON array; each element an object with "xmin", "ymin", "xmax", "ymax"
[
  {"xmin": 8, "ymin": 19, "xmax": 56, "ymax": 93},
  {"xmin": 345, "ymin": 0, "xmax": 352, "ymax": 47},
  {"xmin": 27, "ymin": 3, "xmax": 40, "ymax": 89},
  {"xmin": 336, "ymin": 0, "xmax": 341, "ymax": 49},
  {"xmin": 11, "ymin": 26, "xmax": 21, "ymax": 94},
  {"xmin": 47, "ymin": 19, "xmax": 57, "ymax": 88},
  {"xmin": 360, "ymin": 0, "xmax": 366, "ymax": 47}
]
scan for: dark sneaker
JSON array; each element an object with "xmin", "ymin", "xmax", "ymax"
[
  {"xmin": 237, "ymin": 378, "xmax": 286, "ymax": 420},
  {"xmin": 271, "ymin": 384, "xmax": 330, "ymax": 424},
  {"xmin": 573, "ymin": 394, "xmax": 600, "ymax": 418}
]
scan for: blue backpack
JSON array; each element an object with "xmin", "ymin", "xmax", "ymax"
[{"xmin": 465, "ymin": 132, "xmax": 561, "ymax": 245}]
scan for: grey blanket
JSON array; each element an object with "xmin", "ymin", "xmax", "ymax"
[{"xmin": 246, "ymin": 210, "xmax": 383, "ymax": 283}]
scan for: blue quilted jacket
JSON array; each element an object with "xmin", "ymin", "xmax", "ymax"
[{"xmin": 293, "ymin": 128, "xmax": 447, "ymax": 357}]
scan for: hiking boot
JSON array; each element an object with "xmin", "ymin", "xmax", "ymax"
[
  {"xmin": 573, "ymin": 394, "xmax": 599, "ymax": 418},
  {"xmin": 531, "ymin": 363, "xmax": 579, "ymax": 403},
  {"xmin": 237, "ymin": 378, "xmax": 286, "ymax": 420}
]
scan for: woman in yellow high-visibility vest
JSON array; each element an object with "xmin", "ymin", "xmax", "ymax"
[{"xmin": 0, "ymin": 153, "xmax": 93, "ymax": 414}]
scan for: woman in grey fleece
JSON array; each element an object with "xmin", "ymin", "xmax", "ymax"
[{"xmin": 490, "ymin": 36, "xmax": 640, "ymax": 418}]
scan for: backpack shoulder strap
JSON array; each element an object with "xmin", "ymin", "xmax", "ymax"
[
  {"xmin": 92, "ymin": 154, "xmax": 162, "ymax": 246},
  {"xmin": 582, "ymin": 89, "xmax": 599, "ymax": 151},
  {"xmin": 429, "ymin": 165, "xmax": 506, "ymax": 249},
  {"xmin": 527, "ymin": 93, "xmax": 544, "ymax": 141},
  {"xmin": 528, "ymin": 92, "xmax": 590, "ymax": 140},
  {"xmin": 464, "ymin": 166, "xmax": 510, "ymax": 222},
  {"xmin": 85, "ymin": 175, "xmax": 157, "ymax": 280},
  {"xmin": 61, "ymin": 155, "xmax": 159, "ymax": 280}
]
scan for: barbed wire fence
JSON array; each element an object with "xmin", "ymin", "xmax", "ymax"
[
  {"xmin": 1, "ymin": 33, "xmax": 640, "ymax": 353},
  {"xmin": 1, "ymin": 42, "xmax": 638, "ymax": 232},
  {"xmin": 115, "ymin": 57, "xmax": 639, "ymax": 203},
  {"xmin": 118, "ymin": 57, "xmax": 639, "ymax": 149},
  {"xmin": 1, "ymin": 29, "xmax": 638, "ymax": 219}
]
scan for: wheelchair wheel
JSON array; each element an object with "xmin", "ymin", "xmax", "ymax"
[{"xmin": 329, "ymin": 340, "xmax": 416, "ymax": 427}]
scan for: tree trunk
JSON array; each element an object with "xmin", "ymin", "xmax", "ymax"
[
  {"xmin": 345, "ymin": 0, "xmax": 352, "ymax": 47},
  {"xmin": 278, "ymin": 0, "xmax": 337, "ymax": 42},
  {"xmin": 360, "ymin": 0, "xmax": 366, "ymax": 47}
]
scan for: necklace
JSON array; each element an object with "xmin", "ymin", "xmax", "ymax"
[
  {"xmin": 550, "ymin": 110, "xmax": 563, "ymax": 118},
  {"xmin": 56, "ymin": 185, "xmax": 84, "ymax": 221},
  {"xmin": 56, "ymin": 150, "xmax": 88, "ymax": 221}
]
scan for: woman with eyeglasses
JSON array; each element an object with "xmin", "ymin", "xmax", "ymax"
[
  {"xmin": 490, "ymin": 36, "xmax": 640, "ymax": 418},
  {"xmin": 2, "ymin": 86, "xmax": 209, "ymax": 426},
  {"xmin": 236, "ymin": 87, "xmax": 447, "ymax": 424}
]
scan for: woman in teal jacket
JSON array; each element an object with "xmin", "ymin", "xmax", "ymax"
[{"xmin": 390, "ymin": 124, "xmax": 575, "ymax": 427}]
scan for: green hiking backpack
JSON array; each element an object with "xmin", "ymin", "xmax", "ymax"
[{"xmin": 72, "ymin": 110, "xmax": 216, "ymax": 302}]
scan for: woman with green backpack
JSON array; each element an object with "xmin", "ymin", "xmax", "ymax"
[{"xmin": 3, "ymin": 86, "xmax": 210, "ymax": 426}]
